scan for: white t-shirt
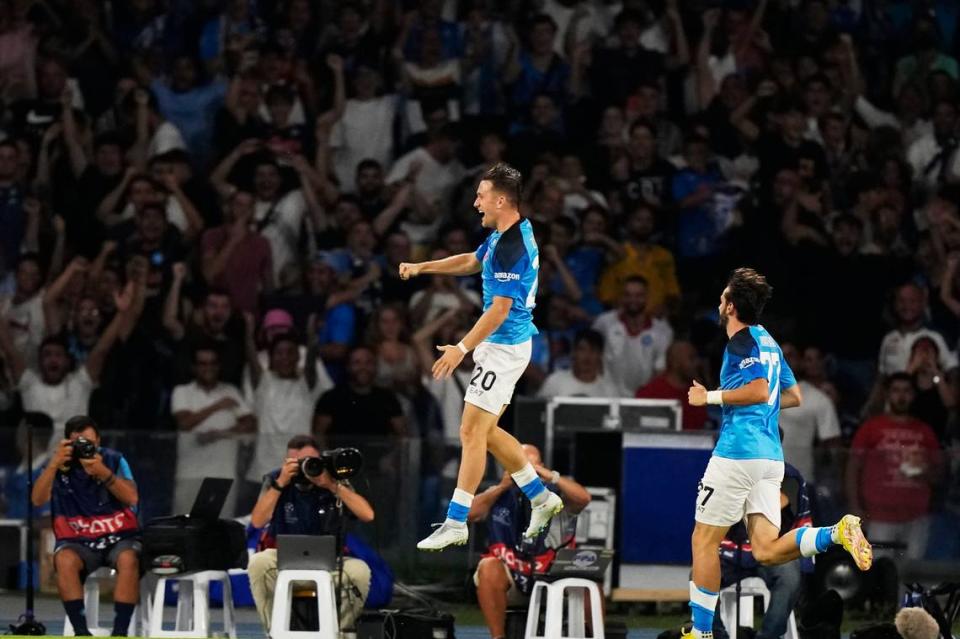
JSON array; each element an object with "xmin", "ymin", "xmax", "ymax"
[
  {"xmin": 1, "ymin": 292, "xmax": 45, "ymax": 369},
  {"xmin": 19, "ymin": 366, "xmax": 95, "ymax": 447},
  {"xmin": 907, "ymin": 133, "xmax": 960, "ymax": 193},
  {"xmin": 386, "ymin": 147, "xmax": 465, "ymax": 207},
  {"xmin": 778, "ymin": 380, "xmax": 841, "ymax": 481},
  {"xmin": 171, "ymin": 381, "xmax": 252, "ymax": 480},
  {"xmin": 542, "ymin": 0, "xmax": 606, "ymax": 56},
  {"xmin": 242, "ymin": 346, "xmax": 334, "ymax": 403},
  {"xmin": 408, "ymin": 288, "xmax": 482, "ymax": 323},
  {"xmin": 537, "ymin": 369, "xmax": 618, "ymax": 399},
  {"xmin": 247, "ymin": 370, "xmax": 325, "ymax": 482},
  {"xmin": 255, "ymin": 190, "xmax": 307, "ymax": 282},
  {"xmin": 592, "ymin": 311, "xmax": 673, "ymax": 396},
  {"xmin": 331, "ymin": 95, "xmax": 398, "ymax": 189},
  {"xmin": 877, "ymin": 327, "xmax": 959, "ymax": 376},
  {"xmin": 147, "ymin": 121, "xmax": 187, "ymax": 158},
  {"xmin": 422, "ymin": 369, "xmax": 472, "ymax": 441}
]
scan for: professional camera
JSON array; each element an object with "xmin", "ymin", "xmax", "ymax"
[
  {"xmin": 295, "ymin": 447, "xmax": 364, "ymax": 486},
  {"xmin": 71, "ymin": 436, "xmax": 97, "ymax": 461}
]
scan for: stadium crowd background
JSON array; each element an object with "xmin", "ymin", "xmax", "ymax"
[{"xmin": 0, "ymin": 0, "xmax": 958, "ymax": 576}]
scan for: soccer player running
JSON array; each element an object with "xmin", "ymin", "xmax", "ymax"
[
  {"xmin": 400, "ymin": 163, "xmax": 563, "ymax": 551},
  {"xmin": 683, "ymin": 268, "xmax": 872, "ymax": 639}
]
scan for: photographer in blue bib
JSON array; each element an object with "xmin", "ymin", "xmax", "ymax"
[
  {"xmin": 248, "ymin": 435, "xmax": 375, "ymax": 635},
  {"xmin": 31, "ymin": 415, "xmax": 141, "ymax": 637}
]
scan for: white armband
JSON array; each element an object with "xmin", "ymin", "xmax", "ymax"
[{"xmin": 706, "ymin": 390, "xmax": 724, "ymax": 406}]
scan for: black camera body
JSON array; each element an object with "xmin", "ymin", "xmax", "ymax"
[
  {"xmin": 72, "ymin": 436, "xmax": 97, "ymax": 461},
  {"xmin": 294, "ymin": 447, "xmax": 364, "ymax": 486}
]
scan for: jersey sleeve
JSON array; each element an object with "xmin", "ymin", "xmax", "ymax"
[
  {"xmin": 474, "ymin": 235, "xmax": 490, "ymax": 262},
  {"xmin": 727, "ymin": 330, "xmax": 765, "ymax": 384},
  {"xmin": 779, "ymin": 357, "xmax": 797, "ymax": 389},
  {"xmin": 116, "ymin": 457, "xmax": 135, "ymax": 483}
]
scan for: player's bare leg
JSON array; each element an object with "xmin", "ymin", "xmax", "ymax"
[
  {"xmin": 418, "ymin": 405, "xmax": 562, "ymax": 551},
  {"xmin": 683, "ymin": 522, "xmax": 729, "ymax": 639},
  {"xmin": 747, "ymin": 513, "xmax": 873, "ymax": 569},
  {"xmin": 486, "ymin": 422, "xmax": 563, "ymax": 538}
]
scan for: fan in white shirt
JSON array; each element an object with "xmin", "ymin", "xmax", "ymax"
[
  {"xmin": 592, "ymin": 276, "xmax": 673, "ymax": 397},
  {"xmin": 171, "ymin": 346, "xmax": 255, "ymax": 515},
  {"xmin": 538, "ymin": 329, "xmax": 617, "ymax": 399},
  {"xmin": 0, "ymin": 284, "xmax": 136, "ymax": 446},
  {"xmin": 779, "ymin": 343, "xmax": 842, "ymax": 482},
  {"xmin": 244, "ymin": 321, "xmax": 327, "ymax": 483},
  {"xmin": 0, "ymin": 255, "xmax": 46, "ymax": 370}
]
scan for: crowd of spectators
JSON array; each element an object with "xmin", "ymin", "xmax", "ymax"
[{"xmin": 0, "ymin": 0, "xmax": 959, "ymax": 557}]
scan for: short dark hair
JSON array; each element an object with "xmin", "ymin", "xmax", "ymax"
[
  {"xmin": 269, "ymin": 330, "xmax": 301, "ymax": 354},
  {"xmin": 65, "ymin": 415, "xmax": 100, "ymax": 439},
  {"xmin": 629, "ymin": 118, "xmax": 656, "ymax": 138},
  {"xmin": 39, "ymin": 334, "xmax": 70, "ymax": 354},
  {"xmin": 481, "ymin": 162, "xmax": 522, "ymax": 205},
  {"xmin": 530, "ymin": 13, "xmax": 558, "ymax": 32},
  {"xmin": 193, "ymin": 342, "xmax": 220, "ymax": 362},
  {"xmin": 724, "ymin": 268, "xmax": 772, "ymax": 325},
  {"xmin": 886, "ymin": 372, "xmax": 914, "ymax": 388},
  {"xmin": 287, "ymin": 434, "xmax": 320, "ymax": 450},
  {"xmin": 93, "ymin": 131, "xmax": 125, "ymax": 151},
  {"xmin": 575, "ymin": 329, "xmax": 604, "ymax": 352},
  {"xmin": 205, "ymin": 286, "xmax": 232, "ymax": 302},
  {"xmin": 356, "ymin": 159, "xmax": 382, "ymax": 173},
  {"xmin": 16, "ymin": 251, "xmax": 42, "ymax": 270},
  {"xmin": 833, "ymin": 212, "xmax": 864, "ymax": 231}
]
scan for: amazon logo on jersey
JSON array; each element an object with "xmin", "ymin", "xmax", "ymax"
[
  {"xmin": 494, "ymin": 272, "xmax": 520, "ymax": 282},
  {"xmin": 739, "ymin": 357, "xmax": 761, "ymax": 369}
]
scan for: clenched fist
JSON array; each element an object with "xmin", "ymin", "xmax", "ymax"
[{"xmin": 398, "ymin": 262, "xmax": 422, "ymax": 280}]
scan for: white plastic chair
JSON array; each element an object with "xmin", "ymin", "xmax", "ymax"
[
  {"xmin": 524, "ymin": 578, "xmax": 605, "ymax": 639},
  {"xmin": 719, "ymin": 577, "xmax": 799, "ymax": 639},
  {"xmin": 147, "ymin": 570, "xmax": 236, "ymax": 638},
  {"xmin": 62, "ymin": 567, "xmax": 152, "ymax": 637},
  {"xmin": 269, "ymin": 569, "xmax": 338, "ymax": 639}
]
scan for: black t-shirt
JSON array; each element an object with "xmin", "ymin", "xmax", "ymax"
[
  {"xmin": 590, "ymin": 45, "xmax": 664, "ymax": 107},
  {"xmin": 618, "ymin": 157, "xmax": 676, "ymax": 209},
  {"xmin": 315, "ymin": 385, "xmax": 403, "ymax": 438}
]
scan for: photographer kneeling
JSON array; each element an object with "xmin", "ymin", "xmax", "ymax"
[
  {"xmin": 249, "ymin": 435, "xmax": 375, "ymax": 634},
  {"xmin": 31, "ymin": 415, "xmax": 140, "ymax": 637}
]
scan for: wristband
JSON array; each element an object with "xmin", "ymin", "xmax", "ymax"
[
  {"xmin": 456, "ymin": 341, "xmax": 469, "ymax": 355},
  {"xmin": 706, "ymin": 390, "xmax": 724, "ymax": 406},
  {"xmin": 104, "ymin": 473, "xmax": 116, "ymax": 488},
  {"xmin": 269, "ymin": 477, "xmax": 284, "ymax": 492},
  {"xmin": 550, "ymin": 470, "xmax": 561, "ymax": 484}
]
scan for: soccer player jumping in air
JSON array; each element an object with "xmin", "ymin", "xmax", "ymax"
[
  {"xmin": 683, "ymin": 268, "xmax": 872, "ymax": 639},
  {"xmin": 399, "ymin": 163, "xmax": 563, "ymax": 551}
]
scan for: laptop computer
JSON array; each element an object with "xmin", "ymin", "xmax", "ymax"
[
  {"xmin": 546, "ymin": 547, "xmax": 614, "ymax": 580},
  {"xmin": 277, "ymin": 535, "xmax": 338, "ymax": 572},
  {"xmin": 188, "ymin": 478, "xmax": 234, "ymax": 520}
]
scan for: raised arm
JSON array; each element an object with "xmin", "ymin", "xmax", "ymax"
[
  {"xmin": 210, "ymin": 139, "xmax": 261, "ymax": 198},
  {"xmin": 243, "ymin": 311, "xmax": 264, "ymax": 388},
  {"xmin": 85, "ymin": 282, "xmax": 137, "ymax": 383},
  {"xmin": 97, "ymin": 168, "xmax": 137, "ymax": 225},
  {"xmin": 60, "ymin": 90, "xmax": 90, "ymax": 178},
  {"xmin": 696, "ymin": 10, "xmax": 720, "ymax": 109},
  {"xmin": 162, "ymin": 263, "xmax": 188, "ymax": 340},
  {"xmin": 399, "ymin": 252, "xmax": 481, "ymax": 279},
  {"xmin": 43, "ymin": 256, "xmax": 89, "ymax": 334},
  {"xmin": 0, "ymin": 312, "xmax": 27, "ymax": 383},
  {"xmin": 160, "ymin": 173, "xmax": 205, "ymax": 241}
]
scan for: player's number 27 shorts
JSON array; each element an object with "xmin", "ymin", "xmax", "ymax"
[
  {"xmin": 464, "ymin": 340, "xmax": 532, "ymax": 415},
  {"xmin": 695, "ymin": 456, "xmax": 785, "ymax": 528}
]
